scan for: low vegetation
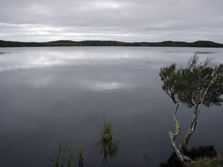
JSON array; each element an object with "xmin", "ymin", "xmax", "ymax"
[
  {"xmin": 49, "ymin": 143, "xmax": 75, "ymax": 167},
  {"xmin": 49, "ymin": 116, "xmax": 119, "ymax": 167},
  {"xmin": 191, "ymin": 157, "xmax": 223, "ymax": 167},
  {"xmin": 99, "ymin": 116, "xmax": 119, "ymax": 166},
  {"xmin": 0, "ymin": 40, "xmax": 223, "ymax": 47}
]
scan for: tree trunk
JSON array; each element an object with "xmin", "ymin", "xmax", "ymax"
[
  {"xmin": 179, "ymin": 105, "xmax": 199, "ymax": 152},
  {"xmin": 169, "ymin": 132, "xmax": 192, "ymax": 166},
  {"xmin": 169, "ymin": 103, "xmax": 192, "ymax": 166}
]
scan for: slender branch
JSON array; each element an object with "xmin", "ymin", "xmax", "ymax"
[
  {"xmin": 171, "ymin": 102, "xmax": 180, "ymax": 140},
  {"xmin": 180, "ymin": 72, "xmax": 219, "ymax": 151},
  {"xmin": 179, "ymin": 105, "xmax": 198, "ymax": 152}
]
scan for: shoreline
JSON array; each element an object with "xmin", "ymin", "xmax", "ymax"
[{"xmin": 0, "ymin": 40, "xmax": 223, "ymax": 48}]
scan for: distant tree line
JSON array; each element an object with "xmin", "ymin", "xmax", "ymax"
[{"xmin": 0, "ymin": 40, "xmax": 223, "ymax": 47}]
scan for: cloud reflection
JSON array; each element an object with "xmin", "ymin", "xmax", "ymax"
[
  {"xmin": 0, "ymin": 48, "xmax": 153, "ymax": 72},
  {"xmin": 30, "ymin": 56, "xmax": 63, "ymax": 66},
  {"xmin": 91, "ymin": 81, "xmax": 125, "ymax": 91},
  {"xmin": 0, "ymin": 55, "xmax": 65, "ymax": 72}
]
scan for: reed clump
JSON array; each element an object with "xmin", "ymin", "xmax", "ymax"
[
  {"xmin": 49, "ymin": 143, "xmax": 75, "ymax": 167},
  {"xmin": 99, "ymin": 116, "xmax": 119, "ymax": 166}
]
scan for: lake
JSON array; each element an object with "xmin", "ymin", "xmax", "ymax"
[{"xmin": 0, "ymin": 46, "xmax": 223, "ymax": 167}]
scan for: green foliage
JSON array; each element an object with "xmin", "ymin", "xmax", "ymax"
[
  {"xmin": 191, "ymin": 157, "xmax": 223, "ymax": 167},
  {"xmin": 96, "ymin": 116, "xmax": 119, "ymax": 166},
  {"xmin": 101, "ymin": 116, "xmax": 116, "ymax": 152},
  {"xmin": 61, "ymin": 143, "xmax": 68, "ymax": 167},
  {"xmin": 160, "ymin": 55, "xmax": 223, "ymax": 164},
  {"xmin": 102, "ymin": 116, "xmax": 113, "ymax": 136},
  {"xmin": 66, "ymin": 148, "xmax": 75, "ymax": 167},
  {"xmin": 160, "ymin": 55, "xmax": 223, "ymax": 108},
  {"xmin": 78, "ymin": 144, "xmax": 84, "ymax": 167},
  {"xmin": 49, "ymin": 143, "xmax": 75, "ymax": 167},
  {"xmin": 49, "ymin": 143, "xmax": 62, "ymax": 167}
]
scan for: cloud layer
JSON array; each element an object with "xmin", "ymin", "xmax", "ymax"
[{"xmin": 0, "ymin": 0, "xmax": 223, "ymax": 42}]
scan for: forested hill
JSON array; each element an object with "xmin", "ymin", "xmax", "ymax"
[{"xmin": 0, "ymin": 40, "xmax": 223, "ymax": 47}]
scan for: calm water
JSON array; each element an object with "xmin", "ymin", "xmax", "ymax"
[{"xmin": 0, "ymin": 47, "xmax": 223, "ymax": 167}]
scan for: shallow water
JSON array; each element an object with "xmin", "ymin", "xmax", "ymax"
[{"xmin": 0, "ymin": 46, "xmax": 223, "ymax": 167}]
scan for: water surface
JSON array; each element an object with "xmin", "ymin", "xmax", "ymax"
[{"xmin": 0, "ymin": 47, "xmax": 223, "ymax": 167}]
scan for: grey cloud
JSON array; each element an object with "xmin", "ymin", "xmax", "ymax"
[{"xmin": 0, "ymin": 0, "xmax": 223, "ymax": 42}]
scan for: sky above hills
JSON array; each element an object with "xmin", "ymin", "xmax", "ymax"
[{"xmin": 0, "ymin": 0, "xmax": 223, "ymax": 42}]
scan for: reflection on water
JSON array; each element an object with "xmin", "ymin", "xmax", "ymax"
[
  {"xmin": 84, "ymin": 81, "xmax": 126, "ymax": 91},
  {"xmin": 0, "ymin": 55, "xmax": 64, "ymax": 72},
  {"xmin": 0, "ymin": 47, "xmax": 221, "ymax": 73},
  {"xmin": 96, "ymin": 117, "xmax": 119, "ymax": 167},
  {"xmin": 101, "ymin": 140, "xmax": 119, "ymax": 167},
  {"xmin": 143, "ymin": 153, "xmax": 150, "ymax": 167},
  {"xmin": 0, "ymin": 52, "xmax": 9, "ymax": 54},
  {"xmin": 0, "ymin": 47, "xmax": 223, "ymax": 167}
]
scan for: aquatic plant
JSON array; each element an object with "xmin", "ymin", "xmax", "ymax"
[
  {"xmin": 102, "ymin": 122, "xmax": 112, "ymax": 147},
  {"xmin": 49, "ymin": 143, "xmax": 63, "ymax": 167},
  {"xmin": 49, "ymin": 143, "xmax": 75, "ymax": 167},
  {"xmin": 78, "ymin": 144, "xmax": 84, "ymax": 167},
  {"xmin": 66, "ymin": 147, "xmax": 75, "ymax": 167},
  {"xmin": 60, "ymin": 143, "xmax": 68, "ymax": 167},
  {"xmin": 101, "ymin": 142, "xmax": 118, "ymax": 167},
  {"xmin": 98, "ymin": 116, "xmax": 119, "ymax": 166}
]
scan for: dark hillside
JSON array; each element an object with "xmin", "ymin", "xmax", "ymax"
[{"xmin": 0, "ymin": 40, "xmax": 222, "ymax": 47}]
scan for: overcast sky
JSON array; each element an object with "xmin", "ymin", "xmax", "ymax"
[{"xmin": 0, "ymin": 0, "xmax": 223, "ymax": 42}]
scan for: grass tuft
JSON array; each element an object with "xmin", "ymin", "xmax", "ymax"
[
  {"xmin": 49, "ymin": 143, "xmax": 75, "ymax": 167},
  {"xmin": 78, "ymin": 144, "xmax": 84, "ymax": 167},
  {"xmin": 191, "ymin": 157, "xmax": 223, "ymax": 167}
]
